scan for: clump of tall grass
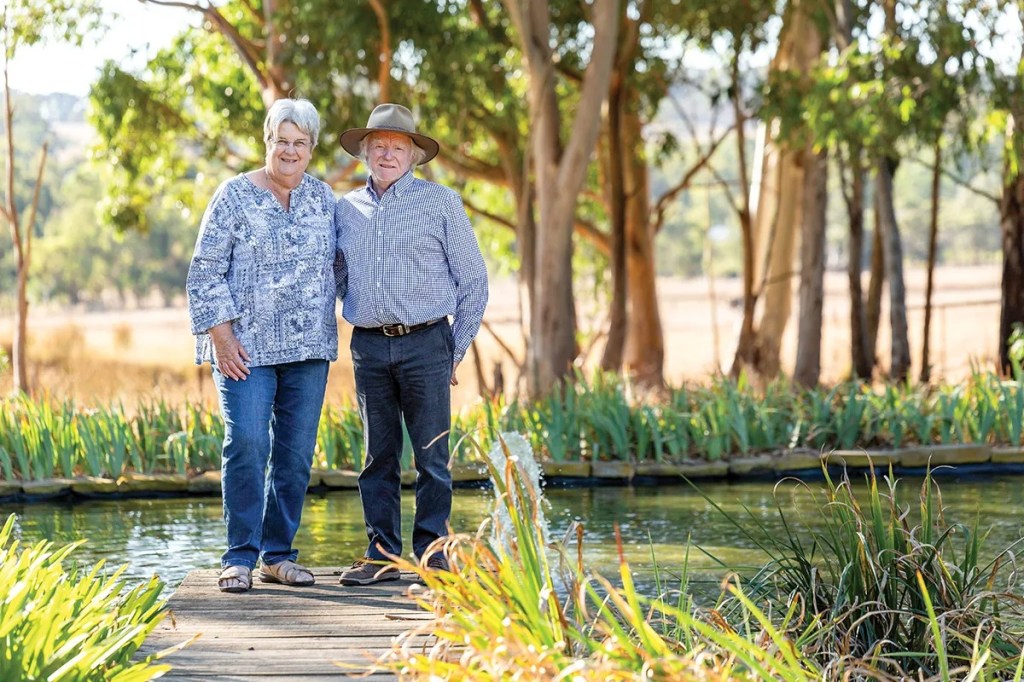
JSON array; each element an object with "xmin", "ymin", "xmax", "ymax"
[
  {"xmin": 372, "ymin": 435, "xmax": 826, "ymax": 680},
  {"xmin": 7, "ymin": 369, "xmax": 1024, "ymax": 482},
  {"xmin": 704, "ymin": 464, "xmax": 1024, "ymax": 678},
  {"xmin": 0, "ymin": 514, "xmax": 173, "ymax": 681}
]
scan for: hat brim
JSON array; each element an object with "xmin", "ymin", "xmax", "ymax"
[{"xmin": 339, "ymin": 127, "xmax": 439, "ymax": 164}]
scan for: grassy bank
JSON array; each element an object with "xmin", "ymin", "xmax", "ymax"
[{"xmin": 3, "ymin": 370, "xmax": 1024, "ymax": 482}]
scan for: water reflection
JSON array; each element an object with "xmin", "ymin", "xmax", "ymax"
[{"xmin": 3, "ymin": 476, "xmax": 1023, "ymax": 597}]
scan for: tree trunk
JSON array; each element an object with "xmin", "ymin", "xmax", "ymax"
[
  {"xmin": 920, "ymin": 142, "xmax": 942, "ymax": 383},
  {"xmin": 729, "ymin": 62, "xmax": 757, "ymax": 378},
  {"xmin": 600, "ymin": 72, "xmax": 628, "ymax": 371},
  {"xmin": 844, "ymin": 147, "xmax": 872, "ymax": 378},
  {"xmin": 794, "ymin": 148, "xmax": 828, "ymax": 387},
  {"xmin": 495, "ymin": 135, "xmax": 536, "ymax": 388},
  {"xmin": 999, "ymin": 115, "xmax": 1024, "ymax": 374},
  {"xmin": 866, "ymin": 213, "xmax": 885, "ymax": 368},
  {"xmin": 731, "ymin": 0, "xmax": 824, "ymax": 380},
  {"xmin": 750, "ymin": 143, "xmax": 803, "ymax": 378},
  {"xmin": 624, "ymin": 132, "xmax": 664, "ymax": 389},
  {"xmin": 503, "ymin": 0, "xmax": 620, "ymax": 397},
  {"xmin": 3, "ymin": 50, "xmax": 26, "ymax": 394},
  {"xmin": 874, "ymin": 158, "xmax": 910, "ymax": 381},
  {"xmin": 13, "ymin": 262, "xmax": 28, "ymax": 393}
]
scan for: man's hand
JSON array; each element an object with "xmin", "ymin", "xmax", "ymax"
[
  {"xmin": 450, "ymin": 361, "xmax": 460, "ymax": 386},
  {"xmin": 209, "ymin": 322, "xmax": 251, "ymax": 381}
]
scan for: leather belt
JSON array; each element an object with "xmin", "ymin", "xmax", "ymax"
[{"xmin": 360, "ymin": 319, "xmax": 442, "ymax": 337}]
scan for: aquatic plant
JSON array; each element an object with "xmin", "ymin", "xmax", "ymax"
[
  {"xmin": 701, "ymin": 464, "xmax": 1024, "ymax": 678},
  {"xmin": 0, "ymin": 514, "xmax": 175, "ymax": 681}
]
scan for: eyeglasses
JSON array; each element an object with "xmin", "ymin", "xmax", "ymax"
[{"xmin": 272, "ymin": 138, "xmax": 311, "ymax": 152}]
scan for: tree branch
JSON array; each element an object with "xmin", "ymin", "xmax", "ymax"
[
  {"xmin": 437, "ymin": 150, "xmax": 506, "ymax": 185},
  {"xmin": 651, "ymin": 122, "xmax": 734, "ymax": 235},
  {"xmin": 480, "ymin": 319, "xmax": 522, "ymax": 366},
  {"xmin": 141, "ymin": 0, "xmax": 272, "ymax": 94},
  {"xmin": 25, "ymin": 141, "xmax": 48, "ymax": 276},
  {"xmin": 367, "ymin": 0, "xmax": 392, "ymax": 101},
  {"xmin": 462, "ymin": 197, "xmax": 515, "ymax": 230},
  {"xmin": 468, "ymin": 0, "xmax": 511, "ymax": 46},
  {"xmin": 906, "ymin": 154, "xmax": 1000, "ymax": 204}
]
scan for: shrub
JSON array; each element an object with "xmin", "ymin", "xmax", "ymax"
[{"xmin": 0, "ymin": 514, "xmax": 171, "ymax": 681}]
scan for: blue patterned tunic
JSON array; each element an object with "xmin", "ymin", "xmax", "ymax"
[
  {"xmin": 334, "ymin": 171, "xmax": 488, "ymax": 364},
  {"xmin": 187, "ymin": 173, "xmax": 339, "ymax": 367}
]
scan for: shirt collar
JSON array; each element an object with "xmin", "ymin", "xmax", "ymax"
[{"xmin": 366, "ymin": 170, "xmax": 415, "ymax": 200}]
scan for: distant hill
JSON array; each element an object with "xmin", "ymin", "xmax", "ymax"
[{"xmin": 7, "ymin": 90, "xmax": 93, "ymax": 163}]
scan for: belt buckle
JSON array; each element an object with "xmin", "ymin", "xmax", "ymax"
[{"xmin": 382, "ymin": 323, "xmax": 407, "ymax": 337}]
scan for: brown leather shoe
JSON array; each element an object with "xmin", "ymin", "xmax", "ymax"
[{"xmin": 339, "ymin": 559, "xmax": 400, "ymax": 585}]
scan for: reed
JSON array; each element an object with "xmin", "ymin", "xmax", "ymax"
[
  {"xmin": 373, "ymin": 435, "xmax": 825, "ymax": 680},
  {"xmin": 700, "ymin": 465, "xmax": 1024, "ymax": 678},
  {"xmin": 5, "ymin": 370, "xmax": 1024, "ymax": 481}
]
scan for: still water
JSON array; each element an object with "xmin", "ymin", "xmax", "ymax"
[{"xmin": 3, "ymin": 475, "xmax": 1024, "ymax": 594}]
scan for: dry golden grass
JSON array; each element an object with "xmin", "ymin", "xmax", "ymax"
[{"xmin": 0, "ymin": 264, "xmax": 1003, "ymax": 408}]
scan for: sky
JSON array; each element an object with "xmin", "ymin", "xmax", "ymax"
[{"xmin": 8, "ymin": 2, "xmax": 194, "ymax": 97}]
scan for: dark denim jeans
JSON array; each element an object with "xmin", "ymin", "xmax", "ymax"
[
  {"xmin": 213, "ymin": 359, "xmax": 329, "ymax": 569},
  {"xmin": 351, "ymin": 322, "xmax": 454, "ymax": 560}
]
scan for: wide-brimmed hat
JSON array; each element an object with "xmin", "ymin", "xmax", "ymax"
[{"xmin": 339, "ymin": 103, "xmax": 439, "ymax": 164}]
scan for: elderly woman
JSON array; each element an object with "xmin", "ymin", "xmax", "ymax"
[{"xmin": 187, "ymin": 98, "xmax": 337, "ymax": 593}]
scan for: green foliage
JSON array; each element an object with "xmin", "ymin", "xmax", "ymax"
[
  {"xmin": 0, "ymin": 514, "xmax": 170, "ymax": 681},
  {"xmin": 10, "ymin": 370, "xmax": 1024, "ymax": 481},
  {"xmin": 705, "ymin": 467, "xmax": 1024, "ymax": 677},
  {"xmin": 2, "ymin": 1, "xmax": 104, "ymax": 54},
  {"xmin": 378, "ymin": 435, "xmax": 824, "ymax": 679},
  {"xmin": 379, "ymin": 435, "xmax": 1024, "ymax": 679},
  {"xmin": 30, "ymin": 167, "xmax": 196, "ymax": 306}
]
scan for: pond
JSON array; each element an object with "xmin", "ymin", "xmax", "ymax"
[{"xmin": 4, "ymin": 473, "xmax": 1024, "ymax": 597}]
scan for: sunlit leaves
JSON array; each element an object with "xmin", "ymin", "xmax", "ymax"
[{"xmin": 1, "ymin": 0, "xmax": 104, "ymax": 56}]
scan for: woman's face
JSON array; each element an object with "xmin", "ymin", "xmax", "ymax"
[{"xmin": 266, "ymin": 121, "xmax": 312, "ymax": 180}]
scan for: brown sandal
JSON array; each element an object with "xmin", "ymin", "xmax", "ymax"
[
  {"xmin": 218, "ymin": 565, "xmax": 252, "ymax": 593},
  {"xmin": 258, "ymin": 560, "xmax": 315, "ymax": 586}
]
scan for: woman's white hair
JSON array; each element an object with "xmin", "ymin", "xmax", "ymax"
[
  {"xmin": 358, "ymin": 132, "xmax": 428, "ymax": 168},
  {"xmin": 264, "ymin": 98, "xmax": 321, "ymax": 148}
]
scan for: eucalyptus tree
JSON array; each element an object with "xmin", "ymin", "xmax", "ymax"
[
  {"xmin": 764, "ymin": 0, "xmax": 987, "ymax": 385},
  {"xmin": 727, "ymin": 0, "xmax": 828, "ymax": 381},
  {"xmin": 98, "ymin": 1, "xmax": 614, "ymax": 397},
  {"xmin": 996, "ymin": 4, "xmax": 1024, "ymax": 374},
  {"xmin": 91, "ymin": 0, "xmax": 427, "ymax": 233},
  {"xmin": 592, "ymin": 1, "xmax": 769, "ymax": 389},
  {"xmin": 1, "ymin": 0, "xmax": 103, "ymax": 394},
  {"xmin": 501, "ymin": 0, "xmax": 619, "ymax": 396}
]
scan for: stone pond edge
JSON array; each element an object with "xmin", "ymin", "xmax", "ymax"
[{"xmin": 4, "ymin": 444, "xmax": 1024, "ymax": 503}]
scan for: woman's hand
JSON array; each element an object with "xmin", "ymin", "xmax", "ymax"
[{"xmin": 208, "ymin": 322, "xmax": 251, "ymax": 381}]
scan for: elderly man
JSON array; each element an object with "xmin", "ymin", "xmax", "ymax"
[{"xmin": 334, "ymin": 103, "xmax": 489, "ymax": 585}]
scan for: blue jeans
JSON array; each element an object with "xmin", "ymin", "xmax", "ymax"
[
  {"xmin": 213, "ymin": 359, "xmax": 329, "ymax": 569},
  {"xmin": 351, "ymin": 322, "xmax": 454, "ymax": 560}
]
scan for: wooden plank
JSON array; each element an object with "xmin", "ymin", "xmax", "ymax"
[{"xmin": 139, "ymin": 567, "xmax": 437, "ymax": 680}]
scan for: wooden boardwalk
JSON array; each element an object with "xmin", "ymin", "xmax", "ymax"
[{"xmin": 137, "ymin": 567, "xmax": 434, "ymax": 680}]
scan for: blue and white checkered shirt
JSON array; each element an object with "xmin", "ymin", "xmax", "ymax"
[{"xmin": 334, "ymin": 171, "xmax": 488, "ymax": 364}]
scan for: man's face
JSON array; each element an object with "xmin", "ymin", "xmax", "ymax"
[{"xmin": 367, "ymin": 131, "xmax": 415, "ymax": 191}]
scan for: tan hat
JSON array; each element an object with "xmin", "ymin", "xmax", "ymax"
[{"xmin": 339, "ymin": 103, "xmax": 439, "ymax": 164}]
